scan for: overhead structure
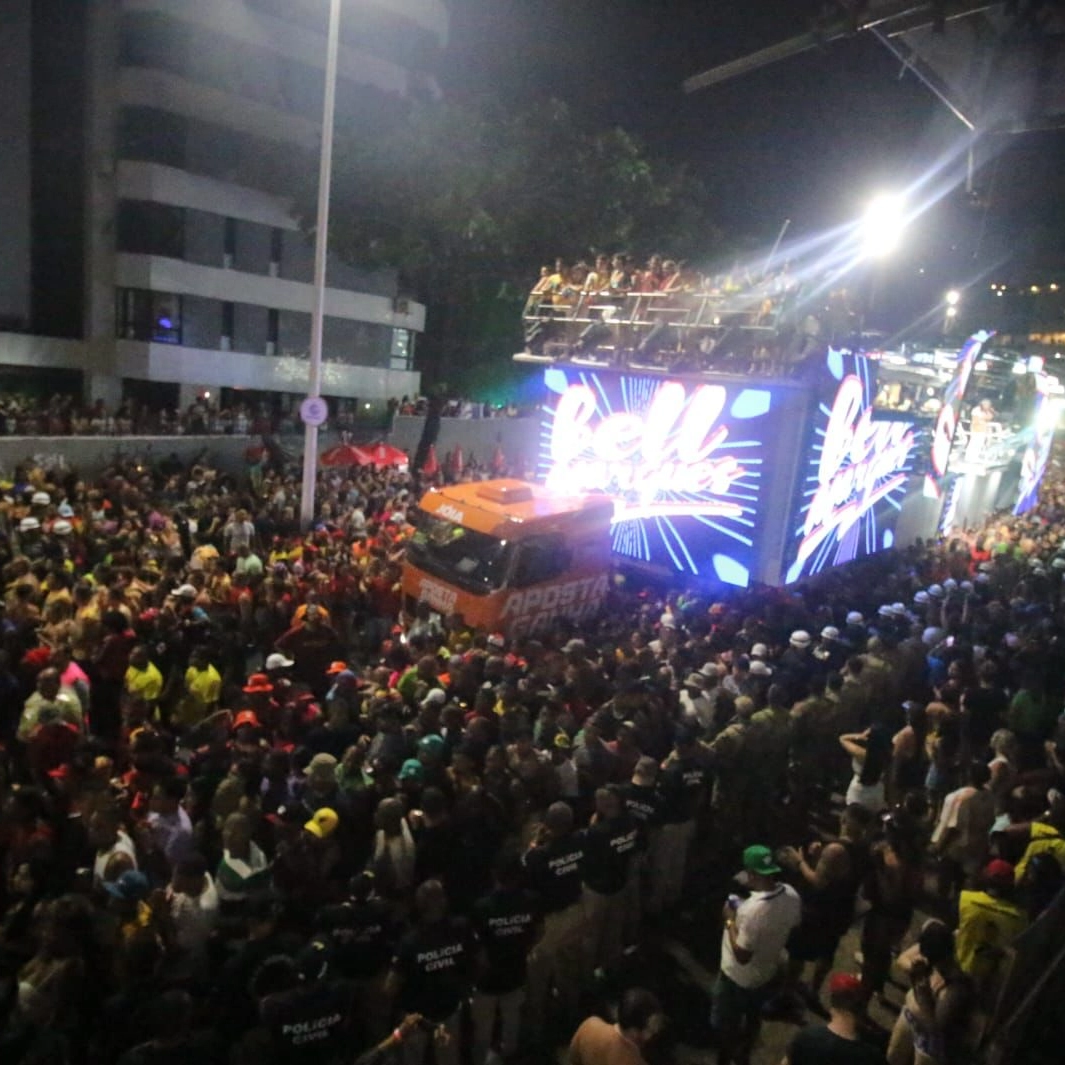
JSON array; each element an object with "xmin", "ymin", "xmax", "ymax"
[{"xmin": 684, "ymin": 2, "xmax": 1065, "ymax": 136}]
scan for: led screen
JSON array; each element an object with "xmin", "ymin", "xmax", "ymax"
[
  {"xmin": 925, "ymin": 331, "xmax": 992, "ymax": 498},
  {"xmin": 783, "ymin": 350, "xmax": 918, "ymax": 583},
  {"xmin": 1014, "ymin": 383, "xmax": 1059, "ymax": 515},
  {"xmin": 538, "ymin": 367, "xmax": 787, "ymax": 586}
]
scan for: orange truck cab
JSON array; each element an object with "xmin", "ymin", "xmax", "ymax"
[{"xmin": 401, "ymin": 479, "xmax": 615, "ymax": 636}]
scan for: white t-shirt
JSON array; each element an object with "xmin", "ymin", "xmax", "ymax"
[
  {"xmin": 94, "ymin": 829, "xmax": 138, "ymax": 885},
  {"xmin": 720, "ymin": 883, "xmax": 801, "ymax": 989}
]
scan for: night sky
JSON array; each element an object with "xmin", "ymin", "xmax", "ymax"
[{"xmin": 444, "ymin": 0, "xmax": 1065, "ymax": 330}]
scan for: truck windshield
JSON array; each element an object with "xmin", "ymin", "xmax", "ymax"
[{"xmin": 407, "ymin": 515, "xmax": 512, "ymax": 595}]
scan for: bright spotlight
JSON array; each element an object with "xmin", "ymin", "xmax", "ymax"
[
  {"xmin": 945, "ymin": 306, "xmax": 958, "ymax": 319},
  {"xmin": 860, "ymin": 194, "xmax": 906, "ymax": 258},
  {"xmin": 946, "ymin": 289, "xmax": 960, "ymax": 306}
]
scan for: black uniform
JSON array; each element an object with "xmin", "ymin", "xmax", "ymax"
[
  {"xmin": 317, "ymin": 897, "xmax": 398, "ymax": 980},
  {"xmin": 580, "ymin": 813, "xmax": 639, "ymax": 896},
  {"xmin": 259, "ymin": 977, "xmax": 356, "ymax": 1064},
  {"xmin": 391, "ymin": 916, "xmax": 476, "ymax": 1022},
  {"xmin": 471, "ymin": 887, "xmax": 541, "ymax": 993},
  {"xmin": 523, "ymin": 832, "xmax": 584, "ymax": 913}
]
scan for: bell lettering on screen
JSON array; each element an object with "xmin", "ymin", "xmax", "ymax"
[{"xmin": 545, "ymin": 380, "xmax": 746, "ymax": 520}]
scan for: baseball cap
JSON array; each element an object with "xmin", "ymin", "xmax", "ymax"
[
  {"xmin": 57, "ymin": 501, "xmax": 74, "ymax": 517},
  {"xmin": 928, "ymin": 584, "xmax": 945, "ymax": 599},
  {"xmin": 828, "ymin": 972, "xmax": 862, "ymax": 996},
  {"xmin": 750, "ymin": 642, "xmax": 768, "ymax": 659},
  {"xmin": 398, "ymin": 758, "xmax": 425, "ymax": 782},
  {"xmin": 820, "ymin": 625, "xmax": 840, "ymax": 640},
  {"xmin": 742, "ymin": 844, "xmax": 781, "ymax": 876},
  {"xmin": 173, "ymin": 584, "xmax": 197, "ymax": 599},
  {"xmin": 684, "ymin": 672, "xmax": 707, "ymax": 689},
  {"xmin": 307, "ymin": 752, "xmax": 338, "ymax": 778},
  {"xmin": 421, "ymin": 688, "xmax": 447, "ymax": 708},
  {"xmin": 845, "ymin": 611, "xmax": 864, "ymax": 625},
  {"xmin": 562, "ymin": 638, "xmax": 586, "ymax": 655},
  {"xmin": 31, "ymin": 491, "xmax": 51, "ymax": 506},
  {"xmin": 326, "ymin": 660, "xmax": 348, "ymax": 676},
  {"xmin": 487, "ymin": 633, "xmax": 506, "ymax": 649},
  {"xmin": 265, "ymin": 652, "xmax": 294, "ymax": 670},
  {"xmin": 19, "ymin": 516, "xmax": 40, "ymax": 533},
  {"xmin": 104, "ymin": 869, "xmax": 151, "ymax": 902},
  {"xmin": 914, "ymin": 590, "xmax": 930, "ymax": 605},
  {"xmin": 553, "ymin": 733, "xmax": 572, "ymax": 750},
  {"xmin": 304, "ymin": 808, "xmax": 340, "ymax": 839},
  {"xmin": 418, "ymin": 733, "xmax": 446, "ymax": 755},
  {"xmin": 789, "ymin": 630, "xmax": 811, "ymax": 648},
  {"xmin": 749, "ymin": 660, "xmax": 773, "ymax": 677},
  {"xmin": 983, "ymin": 858, "xmax": 1015, "ymax": 889},
  {"xmin": 232, "ymin": 709, "xmax": 261, "ymax": 730},
  {"xmin": 52, "ymin": 519, "xmax": 73, "ymax": 536}
]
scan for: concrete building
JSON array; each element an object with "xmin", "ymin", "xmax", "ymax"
[{"xmin": 0, "ymin": 0, "xmax": 445, "ymax": 414}]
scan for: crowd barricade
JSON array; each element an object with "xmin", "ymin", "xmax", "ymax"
[{"xmin": 521, "ymin": 286, "xmax": 785, "ymax": 368}]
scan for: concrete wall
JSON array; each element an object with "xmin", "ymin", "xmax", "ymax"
[
  {"xmin": 0, "ymin": 418, "xmax": 540, "ymax": 480},
  {"xmin": 389, "ymin": 416, "xmax": 539, "ymax": 471},
  {"xmin": 0, "ymin": 0, "xmax": 32, "ymax": 328}
]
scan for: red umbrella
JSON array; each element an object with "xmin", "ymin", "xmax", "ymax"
[
  {"xmin": 422, "ymin": 444, "xmax": 440, "ymax": 477},
  {"xmin": 491, "ymin": 444, "xmax": 506, "ymax": 475},
  {"xmin": 364, "ymin": 442, "xmax": 409, "ymax": 469},
  {"xmin": 319, "ymin": 443, "xmax": 365, "ymax": 467}
]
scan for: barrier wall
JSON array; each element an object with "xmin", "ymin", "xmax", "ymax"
[{"xmin": 0, "ymin": 418, "xmax": 540, "ymax": 480}]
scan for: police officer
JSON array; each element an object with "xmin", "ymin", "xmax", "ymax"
[
  {"xmin": 256, "ymin": 942, "xmax": 356, "ymax": 1064},
  {"xmin": 622, "ymin": 757, "xmax": 664, "ymax": 936},
  {"xmin": 523, "ymin": 801, "xmax": 584, "ymax": 1028},
  {"xmin": 650, "ymin": 725, "xmax": 709, "ymax": 914},
  {"xmin": 470, "ymin": 852, "xmax": 541, "ymax": 1065},
  {"xmin": 579, "ymin": 786, "xmax": 639, "ymax": 977},
  {"xmin": 316, "ymin": 873, "xmax": 399, "ymax": 1043},
  {"xmin": 386, "ymin": 880, "xmax": 474, "ymax": 1065}
]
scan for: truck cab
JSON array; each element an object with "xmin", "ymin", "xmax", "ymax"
[{"xmin": 401, "ymin": 479, "xmax": 614, "ymax": 636}]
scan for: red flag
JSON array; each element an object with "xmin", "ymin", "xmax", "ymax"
[
  {"xmin": 448, "ymin": 445, "xmax": 464, "ymax": 477},
  {"xmin": 422, "ymin": 444, "xmax": 439, "ymax": 477}
]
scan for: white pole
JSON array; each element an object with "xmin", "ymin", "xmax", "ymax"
[{"xmin": 300, "ymin": 0, "xmax": 342, "ymax": 529}]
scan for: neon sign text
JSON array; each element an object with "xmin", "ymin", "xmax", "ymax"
[
  {"xmin": 545, "ymin": 381, "xmax": 746, "ymax": 520},
  {"xmin": 793, "ymin": 374, "xmax": 914, "ymax": 574}
]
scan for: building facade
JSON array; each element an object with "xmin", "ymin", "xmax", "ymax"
[{"xmin": 0, "ymin": 0, "xmax": 446, "ymax": 413}]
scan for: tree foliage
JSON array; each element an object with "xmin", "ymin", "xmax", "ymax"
[{"xmin": 315, "ymin": 95, "xmax": 718, "ymax": 383}]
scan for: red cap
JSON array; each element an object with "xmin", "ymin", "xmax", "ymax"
[
  {"xmin": 47, "ymin": 764, "xmax": 71, "ymax": 780},
  {"xmin": 242, "ymin": 673, "xmax": 274, "ymax": 694},
  {"xmin": 828, "ymin": 972, "xmax": 862, "ymax": 996},
  {"xmin": 326, "ymin": 660, "xmax": 348, "ymax": 675},
  {"xmin": 983, "ymin": 858, "xmax": 1015, "ymax": 888},
  {"xmin": 233, "ymin": 709, "xmax": 261, "ymax": 730}
]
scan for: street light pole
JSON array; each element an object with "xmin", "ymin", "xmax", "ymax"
[{"xmin": 299, "ymin": 0, "xmax": 343, "ymax": 529}]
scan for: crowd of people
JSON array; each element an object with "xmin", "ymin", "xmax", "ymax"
[
  {"xmin": 1, "ymin": 426, "xmax": 1064, "ymax": 1065},
  {"xmin": 522, "ymin": 253, "xmax": 859, "ymax": 378},
  {"xmin": 0, "ymin": 394, "xmax": 527, "ymax": 439}
]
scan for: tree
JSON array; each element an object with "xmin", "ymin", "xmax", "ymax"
[{"xmin": 310, "ymin": 95, "xmax": 718, "ymax": 389}]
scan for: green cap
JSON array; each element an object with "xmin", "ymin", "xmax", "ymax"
[{"xmin": 742, "ymin": 844, "xmax": 781, "ymax": 876}]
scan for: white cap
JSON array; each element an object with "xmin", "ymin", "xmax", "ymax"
[
  {"xmin": 922, "ymin": 626, "xmax": 944, "ymax": 646},
  {"xmin": 749, "ymin": 660, "xmax": 773, "ymax": 676},
  {"xmin": 878, "ymin": 605, "xmax": 894, "ymax": 618},
  {"xmin": 57, "ymin": 502, "xmax": 75, "ymax": 517},
  {"xmin": 943, "ymin": 578, "xmax": 958, "ymax": 591},
  {"xmin": 173, "ymin": 583, "xmax": 197, "ymax": 598},
  {"xmin": 30, "ymin": 491, "xmax": 50, "ymax": 506},
  {"xmin": 890, "ymin": 603, "xmax": 906, "ymax": 616},
  {"xmin": 750, "ymin": 643, "xmax": 768, "ymax": 659},
  {"xmin": 960, "ymin": 580, "xmax": 974, "ymax": 591},
  {"xmin": 914, "ymin": 590, "xmax": 930, "ymax": 604},
  {"xmin": 19, "ymin": 516, "xmax": 40, "ymax": 532},
  {"xmin": 789, "ymin": 630, "xmax": 811, "ymax": 648},
  {"xmin": 421, "ymin": 688, "xmax": 447, "ymax": 708},
  {"xmin": 928, "ymin": 584, "xmax": 945, "ymax": 599},
  {"xmin": 265, "ymin": 652, "xmax": 294, "ymax": 670},
  {"xmin": 820, "ymin": 625, "xmax": 840, "ymax": 640},
  {"xmin": 52, "ymin": 519, "xmax": 73, "ymax": 535},
  {"xmin": 846, "ymin": 611, "xmax": 864, "ymax": 625},
  {"xmin": 660, "ymin": 612, "xmax": 677, "ymax": 629}
]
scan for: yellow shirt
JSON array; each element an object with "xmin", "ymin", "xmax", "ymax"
[
  {"xmin": 179, "ymin": 665, "xmax": 222, "ymax": 725},
  {"xmin": 125, "ymin": 662, "xmax": 164, "ymax": 702},
  {"xmin": 956, "ymin": 889, "xmax": 1027, "ymax": 982}
]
